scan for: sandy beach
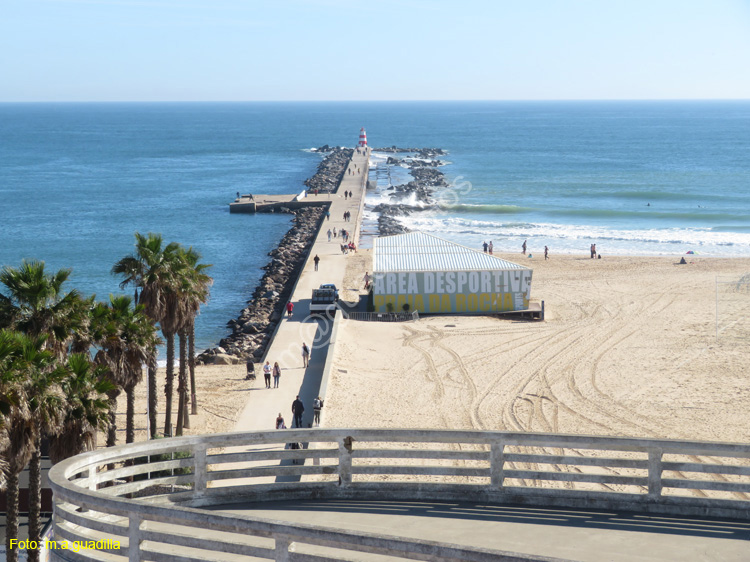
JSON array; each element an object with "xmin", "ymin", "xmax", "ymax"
[
  {"xmin": 325, "ymin": 252, "xmax": 750, "ymax": 444},
  {"xmin": 115, "ymin": 251, "xmax": 750, "ymax": 448}
]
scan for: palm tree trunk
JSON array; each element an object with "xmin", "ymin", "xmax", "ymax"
[
  {"xmin": 176, "ymin": 330, "xmax": 187, "ymax": 436},
  {"xmin": 126, "ymin": 384, "xmax": 136, "ymax": 444},
  {"xmin": 148, "ymin": 352, "xmax": 157, "ymax": 439},
  {"xmin": 6, "ymin": 472, "xmax": 19, "ymax": 562},
  {"xmin": 28, "ymin": 433, "xmax": 42, "ymax": 562},
  {"xmin": 163, "ymin": 332, "xmax": 174, "ymax": 436},
  {"xmin": 182, "ymin": 330, "xmax": 190, "ymax": 430},
  {"xmin": 106, "ymin": 393, "xmax": 118, "ymax": 448},
  {"xmin": 189, "ymin": 320, "xmax": 197, "ymax": 415}
]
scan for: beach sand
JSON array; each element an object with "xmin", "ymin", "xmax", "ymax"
[
  {"xmin": 115, "ymin": 252, "xmax": 750, "ymax": 447},
  {"xmin": 326, "ymin": 253, "xmax": 750, "ymax": 444}
]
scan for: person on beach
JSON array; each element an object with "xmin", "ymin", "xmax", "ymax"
[
  {"xmin": 273, "ymin": 361, "xmax": 281, "ymax": 388},
  {"xmin": 488, "ymin": 241, "xmax": 493, "ymax": 254},
  {"xmin": 313, "ymin": 396, "xmax": 323, "ymax": 426},
  {"xmin": 522, "ymin": 240, "xmax": 527, "ymax": 255},
  {"xmin": 263, "ymin": 361, "xmax": 272, "ymax": 389},
  {"xmin": 364, "ymin": 271, "xmax": 371, "ymax": 289},
  {"xmin": 482, "ymin": 241, "xmax": 488, "ymax": 253},
  {"xmin": 313, "ymin": 255, "xmax": 320, "ymax": 271},
  {"xmin": 286, "ymin": 301, "xmax": 294, "ymax": 318},
  {"xmin": 544, "ymin": 246, "xmax": 549, "ymax": 260},
  {"xmin": 276, "ymin": 413, "xmax": 286, "ymax": 429},
  {"xmin": 590, "ymin": 244, "xmax": 597, "ymax": 259},
  {"xmin": 245, "ymin": 357, "xmax": 255, "ymax": 381},
  {"xmin": 302, "ymin": 342, "xmax": 310, "ymax": 367},
  {"xmin": 327, "ymin": 229, "xmax": 332, "ymax": 242},
  {"xmin": 292, "ymin": 395, "xmax": 305, "ymax": 428}
]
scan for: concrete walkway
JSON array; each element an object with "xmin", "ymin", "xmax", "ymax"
[
  {"xmin": 233, "ymin": 147, "xmax": 369, "ymax": 433},
  {"xmin": 210, "ymin": 499, "xmax": 750, "ymax": 562}
]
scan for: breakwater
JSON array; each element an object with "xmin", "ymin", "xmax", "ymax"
[
  {"xmin": 197, "ymin": 148, "xmax": 352, "ymax": 365},
  {"xmin": 371, "ymin": 147, "xmax": 449, "ymax": 235}
]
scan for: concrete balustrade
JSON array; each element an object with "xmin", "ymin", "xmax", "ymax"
[{"xmin": 48, "ymin": 429, "xmax": 750, "ymax": 561}]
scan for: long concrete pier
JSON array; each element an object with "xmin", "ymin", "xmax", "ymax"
[{"xmin": 233, "ymin": 147, "xmax": 370, "ymax": 432}]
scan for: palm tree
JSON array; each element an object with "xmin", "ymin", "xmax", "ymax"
[
  {"xmin": 24, "ymin": 353, "xmax": 66, "ymax": 562},
  {"xmin": 0, "ymin": 330, "xmax": 35, "ymax": 562},
  {"xmin": 174, "ymin": 247, "xmax": 212, "ymax": 435},
  {"xmin": 0, "ymin": 261, "xmax": 81, "ymax": 562},
  {"xmin": 182, "ymin": 248, "xmax": 212, "ymax": 418},
  {"xmin": 48, "ymin": 354, "xmax": 113, "ymax": 463},
  {"xmin": 0, "ymin": 260, "xmax": 85, "ymax": 357},
  {"xmin": 0, "ymin": 330, "xmax": 60, "ymax": 562},
  {"xmin": 113, "ymin": 233, "xmax": 180, "ymax": 438},
  {"xmin": 92, "ymin": 296, "xmax": 160, "ymax": 447}
]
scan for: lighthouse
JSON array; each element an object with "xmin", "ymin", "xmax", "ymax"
[{"xmin": 358, "ymin": 127, "xmax": 367, "ymax": 147}]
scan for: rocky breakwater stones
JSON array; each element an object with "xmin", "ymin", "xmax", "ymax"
[
  {"xmin": 196, "ymin": 206, "xmax": 325, "ymax": 365},
  {"xmin": 304, "ymin": 147, "xmax": 353, "ymax": 194},
  {"xmin": 374, "ymin": 147, "xmax": 449, "ymax": 235}
]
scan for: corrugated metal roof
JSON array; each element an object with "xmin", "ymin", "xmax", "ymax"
[{"xmin": 373, "ymin": 232, "xmax": 530, "ymax": 273}]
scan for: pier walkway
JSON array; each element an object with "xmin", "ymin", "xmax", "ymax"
[{"xmin": 233, "ymin": 147, "xmax": 370, "ymax": 433}]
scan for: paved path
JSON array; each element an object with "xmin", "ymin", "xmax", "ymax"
[
  {"xmin": 233, "ymin": 148, "xmax": 369, "ymax": 433},
  {"xmin": 210, "ymin": 499, "xmax": 750, "ymax": 562}
]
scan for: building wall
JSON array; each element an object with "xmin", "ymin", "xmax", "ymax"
[{"xmin": 372, "ymin": 269, "xmax": 532, "ymax": 314}]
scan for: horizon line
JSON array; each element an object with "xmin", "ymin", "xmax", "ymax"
[{"xmin": 2, "ymin": 98, "xmax": 750, "ymax": 104}]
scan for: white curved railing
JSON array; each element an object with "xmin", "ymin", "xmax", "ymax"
[{"xmin": 48, "ymin": 429, "xmax": 750, "ymax": 561}]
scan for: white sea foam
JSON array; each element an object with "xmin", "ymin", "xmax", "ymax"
[{"xmin": 391, "ymin": 213, "xmax": 750, "ymax": 257}]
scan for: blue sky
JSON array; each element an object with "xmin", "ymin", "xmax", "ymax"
[{"xmin": 2, "ymin": 0, "xmax": 749, "ymax": 101}]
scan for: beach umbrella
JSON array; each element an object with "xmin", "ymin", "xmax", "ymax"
[{"xmin": 686, "ymin": 250, "xmax": 698, "ymax": 255}]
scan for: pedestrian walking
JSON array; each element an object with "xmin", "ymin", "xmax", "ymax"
[
  {"xmin": 326, "ymin": 210, "xmax": 330, "ymax": 221},
  {"xmin": 522, "ymin": 240, "xmax": 527, "ymax": 255},
  {"xmin": 263, "ymin": 361, "xmax": 272, "ymax": 389},
  {"xmin": 302, "ymin": 342, "xmax": 310, "ymax": 367},
  {"xmin": 245, "ymin": 357, "xmax": 255, "ymax": 381},
  {"xmin": 292, "ymin": 395, "xmax": 305, "ymax": 428},
  {"xmin": 344, "ymin": 191, "xmax": 348, "ymax": 200},
  {"xmin": 313, "ymin": 255, "xmax": 320, "ymax": 271},
  {"xmin": 327, "ymin": 229, "xmax": 332, "ymax": 242},
  {"xmin": 333, "ymin": 227, "xmax": 337, "ymax": 238},
  {"xmin": 313, "ymin": 396, "xmax": 323, "ymax": 425},
  {"xmin": 363, "ymin": 271, "xmax": 371, "ymax": 289},
  {"xmin": 482, "ymin": 241, "xmax": 488, "ymax": 253},
  {"xmin": 488, "ymin": 241, "xmax": 493, "ymax": 255},
  {"xmin": 273, "ymin": 361, "xmax": 281, "ymax": 388},
  {"xmin": 286, "ymin": 301, "xmax": 294, "ymax": 318},
  {"xmin": 544, "ymin": 246, "xmax": 549, "ymax": 260}
]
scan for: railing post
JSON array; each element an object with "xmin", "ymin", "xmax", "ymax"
[
  {"xmin": 128, "ymin": 514, "xmax": 142, "ymax": 562},
  {"xmin": 490, "ymin": 440, "xmax": 505, "ymax": 489},
  {"xmin": 338, "ymin": 436, "xmax": 353, "ymax": 487},
  {"xmin": 647, "ymin": 448, "xmax": 663, "ymax": 499},
  {"xmin": 275, "ymin": 538, "xmax": 296, "ymax": 561},
  {"xmin": 193, "ymin": 444, "xmax": 208, "ymax": 495}
]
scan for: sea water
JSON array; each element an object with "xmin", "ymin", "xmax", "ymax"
[{"xmin": 1, "ymin": 101, "xmax": 749, "ymax": 353}]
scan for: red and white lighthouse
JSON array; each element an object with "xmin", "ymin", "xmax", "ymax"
[{"xmin": 358, "ymin": 127, "xmax": 367, "ymax": 147}]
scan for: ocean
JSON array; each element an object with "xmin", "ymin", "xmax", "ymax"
[{"xmin": 2, "ymin": 101, "xmax": 749, "ymax": 353}]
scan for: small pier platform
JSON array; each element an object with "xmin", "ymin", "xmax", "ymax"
[{"xmin": 230, "ymin": 192, "xmax": 331, "ymax": 213}]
